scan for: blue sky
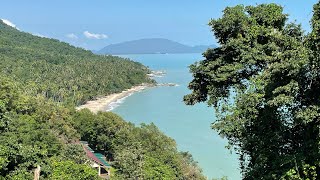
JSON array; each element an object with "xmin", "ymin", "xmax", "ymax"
[{"xmin": 1, "ymin": 0, "xmax": 318, "ymax": 50}]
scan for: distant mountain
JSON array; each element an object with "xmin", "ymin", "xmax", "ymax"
[
  {"xmin": 0, "ymin": 19, "xmax": 153, "ymax": 105},
  {"xmin": 98, "ymin": 38, "xmax": 216, "ymax": 55}
]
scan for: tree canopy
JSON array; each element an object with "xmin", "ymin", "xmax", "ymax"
[
  {"xmin": 0, "ymin": 20, "xmax": 205, "ymax": 179},
  {"xmin": 184, "ymin": 3, "xmax": 320, "ymax": 179},
  {"xmin": 0, "ymin": 20, "xmax": 154, "ymax": 107},
  {"xmin": 72, "ymin": 110, "xmax": 206, "ymax": 179}
]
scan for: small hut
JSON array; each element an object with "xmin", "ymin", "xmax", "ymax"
[{"xmin": 81, "ymin": 141, "xmax": 111, "ymax": 179}]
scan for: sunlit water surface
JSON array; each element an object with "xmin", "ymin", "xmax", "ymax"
[{"xmin": 111, "ymin": 54, "xmax": 241, "ymax": 179}]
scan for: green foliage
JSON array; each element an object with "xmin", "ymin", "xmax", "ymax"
[
  {"xmin": 280, "ymin": 163, "xmax": 318, "ymax": 180},
  {"xmin": 47, "ymin": 158, "xmax": 99, "ymax": 180},
  {"xmin": 185, "ymin": 2, "xmax": 320, "ymax": 180},
  {"xmin": 4, "ymin": 169, "xmax": 33, "ymax": 180},
  {"xmin": 72, "ymin": 110, "xmax": 206, "ymax": 179},
  {"xmin": 0, "ymin": 76, "xmax": 82, "ymax": 179},
  {"xmin": 0, "ymin": 20, "xmax": 153, "ymax": 106},
  {"xmin": 0, "ymin": 18, "xmax": 204, "ymax": 179},
  {"xmin": 143, "ymin": 156, "xmax": 176, "ymax": 180}
]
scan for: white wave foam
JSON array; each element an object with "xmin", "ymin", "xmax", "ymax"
[{"xmin": 104, "ymin": 92, "xmax": 134, "ymax": 112}]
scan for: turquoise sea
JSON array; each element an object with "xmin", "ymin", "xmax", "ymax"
[{"xmin": 112, "ymin": 54, "xmax": 241, "ymax": 179}]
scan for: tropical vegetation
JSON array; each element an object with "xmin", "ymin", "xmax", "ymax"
[
  {"xmin": 0, "ymin": 20, "xmax": 205, "ymax": 179},
  {"xmin": 185, "ymin": 2, "xmax": 320, "ymax": 179},
  {"xmin": 0, "ymin": 21, "xmax": 154, "ymax": 106}
]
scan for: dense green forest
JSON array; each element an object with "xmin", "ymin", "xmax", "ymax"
[
  {"xmin": 185, "ymin": 2, "xmax": 320, "ymax": 180},
  {"xmin": 0, "ymin": 21, "xmax": 205, "ymax": 179},
  {"xmin": 0, "ymin": 21, "xmax": 154, "ymax": 106}
]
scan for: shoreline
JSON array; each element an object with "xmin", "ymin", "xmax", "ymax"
[{"xmin": 76, "ymin": 84, "xmax": 152, "ymax": 113}]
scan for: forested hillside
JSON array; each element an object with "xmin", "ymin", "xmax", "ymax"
[
  {"xmin": 0, "ymin": 21, "xmax": 205, "ymax": 179},
  {"xmin": 0, "ymin": 20, "xmax": 153, "ymax": 106},
  {"xmin": 0, "ymin": 77, "xmax": 205, "ymax": 179}
]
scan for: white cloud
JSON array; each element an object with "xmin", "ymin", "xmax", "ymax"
[
  {"xmin": 66, "ymin": 33, "xmax": 78, "ymax": 39},
  {"xmin": 1, "ymin": 19, "xmax": 19, "ymax": 30},
  {"xmin": 33, "ymin": 33, "xmax": 47, "ymax": 38},
  {"xmin": 83, "ymin": 31, "xmax": 108, "ymax": 39}
]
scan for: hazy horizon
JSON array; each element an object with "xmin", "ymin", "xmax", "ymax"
[{"xmin": 1, "ymin": 0, "xmax": 318, "ymax": 50}]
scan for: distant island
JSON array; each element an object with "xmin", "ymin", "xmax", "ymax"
[{"xmin": 98, "ymin": 38, "xmax": 216, "ymax": 54}]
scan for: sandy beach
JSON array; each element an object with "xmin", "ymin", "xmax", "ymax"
[{"xmin": 76, "ymin": 84, "xmax": 151, "ymax": 113}]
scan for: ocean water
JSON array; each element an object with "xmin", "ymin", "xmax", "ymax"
[{"xmin": 112, "ymin": 54, "xmax": 241, "ymax": 179}]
